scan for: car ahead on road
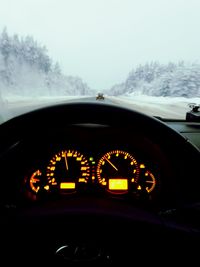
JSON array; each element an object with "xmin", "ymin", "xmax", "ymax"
[
  {"xmin": 96, "ymin": 93, "xmax": 105, "ymax": 100},
  {"xmin": 0, "ymin": 100, "xmax": 200, "ymax": 266}
]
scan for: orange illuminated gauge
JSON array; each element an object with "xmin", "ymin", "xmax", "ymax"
[
  {"xmin": 97, "ymin": 150, "xmax": 139, "ymax": 194},
  {"xmin": 28, "ymin": 169, "xmax": 50, "ymax": 195},
  {"xmin": 137, "ymin": 164, "xmax": 156, "ymax": 193},
  {"xmin": 29, "ymin": 169, "xmax": 43, "ymax": 193},
  {"xmin": 46, "ymin": 150, "xmax": 90, "ymax": 193}
]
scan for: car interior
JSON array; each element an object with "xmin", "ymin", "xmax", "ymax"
[{"xmin": 0, "ymin": 101, "xmax": 200, "ymax": 266}]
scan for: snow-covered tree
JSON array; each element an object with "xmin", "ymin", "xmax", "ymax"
[
  {"xmin": 108, "ymin": 61, "xmax": 200, "ymax": 97},
  {"xmin": 0, "ymin": 28, "xmax": 93, "ymax": 98}
]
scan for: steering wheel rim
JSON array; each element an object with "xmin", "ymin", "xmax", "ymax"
[
  {"xmin": 0, "ymin": 101, "xmax": 198, "ymax": 150},
  {"xmin": 0, "ymin": 101, "xmax": 193, "ymax": 136}
]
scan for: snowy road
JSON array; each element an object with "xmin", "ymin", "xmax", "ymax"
[
  {"xmin": 0, "ymin": 95, "xmax": 199, "ymax": 124},
  {"xmin": 107, "ymin": 96, "xmax": 193, "ymax": 119}
]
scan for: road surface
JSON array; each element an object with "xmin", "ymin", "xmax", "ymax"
[{"xmin": 0, "ymin": 95, "xmax": 194, "ymax": 124}]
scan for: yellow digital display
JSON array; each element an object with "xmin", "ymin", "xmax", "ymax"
[
  {"xmin": 108, "ymin": 179, "xmax": 128, "ymax": 190},
  {"xmin": 60, "ymin": 182, "xmax": 76, "ymax": 189}
]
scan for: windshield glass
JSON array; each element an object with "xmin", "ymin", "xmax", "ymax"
[{"xmin": 0, "ymin": 0, "xmax": 200, "ymax": 123}]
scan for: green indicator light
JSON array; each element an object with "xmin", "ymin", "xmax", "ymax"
[
  {"xmin": 89, "ymin": 157, "xmax": 94, "ymax": 161},
  {"xmin": 92, "ymin": 161, "xmax": 95, "ymax": 165}
]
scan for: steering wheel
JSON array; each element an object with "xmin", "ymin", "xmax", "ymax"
[{"xmin": 0, "ymin": 102, "xmax": 200, "ymax": 266}]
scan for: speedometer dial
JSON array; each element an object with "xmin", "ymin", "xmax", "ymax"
[
  {"xmin": 96, "ymin": 150, "xmax": 139, "ymax": 194},
  {"xmin": 46, "ymin": 150, "xmax": 90, "ymax": 194}
]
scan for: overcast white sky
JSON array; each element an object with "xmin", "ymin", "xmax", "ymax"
[{"xmin": 0, "ymin": 0, "xmax": 200, "ymax": 90}]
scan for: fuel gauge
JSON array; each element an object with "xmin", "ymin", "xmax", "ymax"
[{"xmin": 137, "ymin": 164, "xmax": 156, "ymax": 193}]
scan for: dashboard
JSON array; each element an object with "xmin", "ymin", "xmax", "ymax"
[{"xmin": 0, "ymin": 102, "xmax": 200, "ymax": 266}]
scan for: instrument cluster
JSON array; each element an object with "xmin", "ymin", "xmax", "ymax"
[{"xmin": 23, "ymin": 148, "xmax": 159, "ymax": 202}]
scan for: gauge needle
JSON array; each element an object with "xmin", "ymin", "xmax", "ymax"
[
  {"xmin": 64, "ymin": 152, "xmax": 69, "ymax": 171},
  {"xmin": 105, "ymin": 157, "xmax": 118, "ymax": 171}
]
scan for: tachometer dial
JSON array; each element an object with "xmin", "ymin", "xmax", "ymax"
[
  {"xmin": 46, "ymin": 150, "xmax": 90, "ymax": 194},
  {"xmin": 97, "ymin": 150, "xmax": 139, "ymax": 194}
]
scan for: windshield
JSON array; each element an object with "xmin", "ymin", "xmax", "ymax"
[{"xmin": 0, "ymin": 0, "xmax": 200, "ymax": 123}]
